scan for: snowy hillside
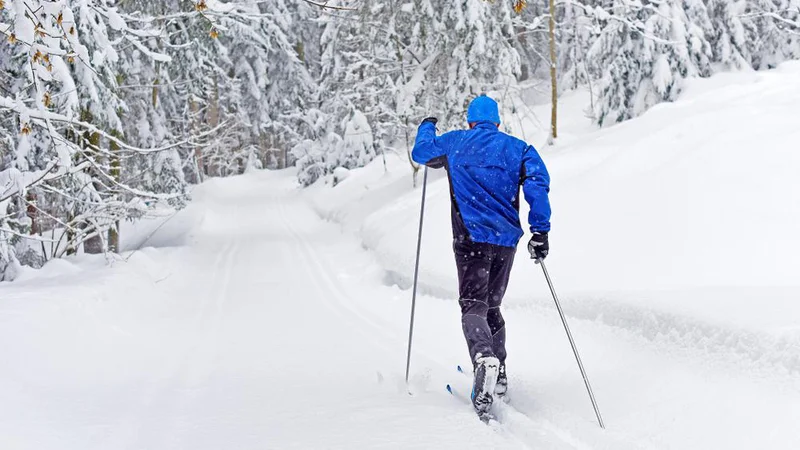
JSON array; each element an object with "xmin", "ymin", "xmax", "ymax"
[{"xmin": 2, "ymin": 64, "xmax": 800, "ymax": 449}]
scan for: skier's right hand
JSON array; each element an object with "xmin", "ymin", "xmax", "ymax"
[
  {"xmin": 421, "ymin": 117, "xmax": 438, "ymax": 126},
  {"xmin": 527, "ymin": 232, "xmax": 549, "ymax": 261}
]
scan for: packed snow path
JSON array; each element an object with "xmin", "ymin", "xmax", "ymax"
[{"xmin": 2, "ymin": 170, "xmax": 799, "ymax": 449}]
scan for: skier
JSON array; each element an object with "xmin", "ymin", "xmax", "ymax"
[{"xmin": 411, "ymin": 95, "xmax": 551, "ymax": 420}]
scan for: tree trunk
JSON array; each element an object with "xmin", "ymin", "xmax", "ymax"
[
  {"xmin": 404, "ymin": 117, "xmax": 419, "ymax": 188},
  {"xmin": 207, "ymin": 76, "xmax": 220, "ymax": 176},
  {"xmin": 77, "ymin": 108, "xmax": 104, "ymax": 255},
  {"xmin": 108, "ymin": 129, "xmax": 122, "ymax": 253},
  {"xmin": 548, "ymin": 0, "xmax": 558, "ymax": 141},
  {"xmin": 295, "ymin": 41, "xmax": 305, "ymax": 64},
  {"xmin": 190, "ymin": 98, "xmax": 205, "ymax": 182},
  {"xmin": 152, "ymin": 61, "xmax": 160, "ymax": 109},
  {"xmin": 26, "ymin": 192, "xmax": 39, "ymax": 235}
]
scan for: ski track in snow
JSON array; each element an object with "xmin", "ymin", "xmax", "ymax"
[
  {"xmin": 276, "ymin": 190, "xmax": 404, "ymax": 358},
  {"xmin": 124, "ymin": 224, "xmax": 240, "ymax": 448},
  {"xmin": 382, "ymin": 266, "xmax": 800, "ymax": 385},
  {"xmin": 279, "ymin": 177, "xmax": 654, "ymax": 449},
  {"xmin": 277, "ymin": 186, "xmax": 605, "ymax": 449}
]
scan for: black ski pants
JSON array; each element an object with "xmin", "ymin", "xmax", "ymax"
[{"xmin": 454, "ymin": 239, "xmax": 516, "ymax": 365}]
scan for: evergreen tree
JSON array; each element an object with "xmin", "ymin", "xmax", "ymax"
[
  {"xmin": 708, "ymin": 0, "xmax": 752, "ymax": 68},
  {"xmin": 745, "ymin": 0, "xmax": 800, "ymax": 68}
]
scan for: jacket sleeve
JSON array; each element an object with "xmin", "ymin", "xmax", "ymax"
[
  {"xmin": 521, "ymin": 145, "xmax": 551, "ymax": 233},
  {"xmin": 411, "ymin": 121, "xmax": 448, "ymax": 169}
]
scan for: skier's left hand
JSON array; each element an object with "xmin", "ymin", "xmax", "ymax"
[{"xmin": 528, "ymin": 232, "xmax": 549, "ymax": 261}]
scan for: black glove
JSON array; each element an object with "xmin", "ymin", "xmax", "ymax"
[
  {"xmin": 421, "ymin": 117, "xmax": 438, "ymax": 126},
  {"xmin": 527, "ymin": 232, "xmax": 549, "ymax": 261}
]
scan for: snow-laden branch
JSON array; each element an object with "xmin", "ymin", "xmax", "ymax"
[
  {"xmin": 558, "ymin": 0, "xmax": 680, "ymax": 45},
  {"xmin": 739, "ymin": 11, "xmax": 800, "ymax": 31},
  {"xmin": 0, "ymin": 225, "xmax": 61, "ymax": 243},
  {"xmin": 124, "ymin": 35, "xmax": 172, "ymax": 63},
  {"xmin": 74, "ymin": 148, "xmax": 184, "ymax": 201},
  {"xmin": 0, "ymin": 164, "xmax": 60, "ymax": 204},
  {"xmin": 0, "ymin": 95, "xmax": 230, "ymax": 155}
]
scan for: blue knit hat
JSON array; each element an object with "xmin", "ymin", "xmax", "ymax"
[{"xmin": 467, "ymin": 95, "xmax": 501, "ymax": 125}]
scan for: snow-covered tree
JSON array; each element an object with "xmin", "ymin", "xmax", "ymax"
[
  {"xmin": 707, "ymin": 0, "xmax": 752, "ymax": 68},
  {"xmin": 558, "ymin": 2, "xmax": 595, "ymax": 92},
  {"xmin": 744, "ymin": 0, "xmax": 800, "ymax": 68},
  {"xmin": 0, "ymin": 0, "xmax": 189, "ymax": 277},
  {"xmin": 421, "ymin": 0, "xmax": 521, "ymax": 130},
  {"xmin": 298, "ymin": 0, "xmax": 524, "ymax": 186},
  {"xmin": 589, "ymin": 0, "xmax": 714, "ymax": 125},
  {"xmin": 2, "ymin": 0, "xmax": 799, "ymax": 279},
  {"xmin": 583, "ymin": 0, "xmax": 798, "ymax": 125}
]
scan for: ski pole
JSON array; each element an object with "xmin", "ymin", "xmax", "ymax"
[
  {"xmin": 405, "ymin": 166, "xmax": 428, "ymax": 385},
  {"xmin": 537, "ymin": 259, "xmax": 606, "ymax": 429}
]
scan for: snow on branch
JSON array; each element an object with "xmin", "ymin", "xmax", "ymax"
[
  {"xmin": 0, "ymin": 95, "xmax": 229, "ymax": 155},
  {"xmin": 740, "ymin": 11, "xmax": 800, "ymax": 33},
  {"xmin": 559, "ymin": 0, "xmax": 680, "ymax": 45}
]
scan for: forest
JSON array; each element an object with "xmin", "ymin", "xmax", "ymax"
[{"xmin": 1, "ymin": 0, "xmax": 798, "ymax": 281}]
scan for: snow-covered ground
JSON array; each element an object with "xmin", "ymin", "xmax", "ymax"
[{"xmin": 2, "ymin": 62, "xmax": 800, "ymax": 449}]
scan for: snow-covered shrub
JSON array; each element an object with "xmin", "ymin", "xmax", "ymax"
[
  {"xmin": 337, "ymin": 111, "xmax": 375, "ymax": 169},
  {"xmin": 293, "ymin": 135, "xmax": 335, "ymax": 187},
  {"xmin": 292, "ymin": 111, "xmax": 377, "ymax": 186},
  {"xmin": 292, "ymin": 110, "xmax": 376, "ymax": 187}
]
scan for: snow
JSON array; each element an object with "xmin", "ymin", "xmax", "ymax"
[
  {"xmin": 0, "ymin": 167, "xmax": 27, "ymax": 198},
  {"xmin": 2, "ymin": 63, "xmax": 800, "ymax": 448},
  {"xmin": 125, "ymin": 36, "xmax": 173, "ymax": 63},
  {"xmin": 652, "ymin": 53, "xmax": 673, "ymax": 95},
  {"xmin": 341, "ymin": 110, "xmax": 374, "ymax": 166},
  {"xmin": 12, "ymin": 0, "xmax": 35, "ymax": 44},
  {"xmin": 106, "ymin": 7, "xmax": 127, "ymax": 32},
  {"xmin": 333, "ymin": 166, "xmax": 350, "ymax": 185},
  {"xmin": 310, "ymin": 62, "xmax": 800, "ymax": 445},
  {"xmin": 206, "ymin": 0, "xmax": 237, "ymax": 14}
]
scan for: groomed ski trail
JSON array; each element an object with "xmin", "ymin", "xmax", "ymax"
[
  {"xmin": 275, "ymin": 176, "xmax": 601, "ymax": 449},
  {"xmin": 2, "ymin": 170, "xmax": 800, "ymax": 449}
]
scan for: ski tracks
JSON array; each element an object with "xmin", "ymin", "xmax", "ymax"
[
  {"xmin": 128, "ymin": 232, "xmax": 239, "ymax": 449},
  {"xmin": 277, "ymin": 190, "xmax": 645, "ymax": 450},
  {"xmin": 276, "ymin": 192, "xmax": 403, "ymax": 359}
]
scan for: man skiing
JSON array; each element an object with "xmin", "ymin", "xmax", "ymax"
[{"xmin": 411, "ymin": 95, "xmax": 551, "ymax": 420}]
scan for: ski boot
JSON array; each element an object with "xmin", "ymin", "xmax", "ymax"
[
  {"xmin": 495, "ymin": 361, "xmax": 507, "ymax": 398},
  {"xmin": 470, "ymin": 355, "xmax": 500, "ymax": 422}
]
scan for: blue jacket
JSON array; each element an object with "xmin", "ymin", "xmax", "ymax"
[{"xmin": 411, "ymin": 121, "xmax": 551, "ymax": 248}]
